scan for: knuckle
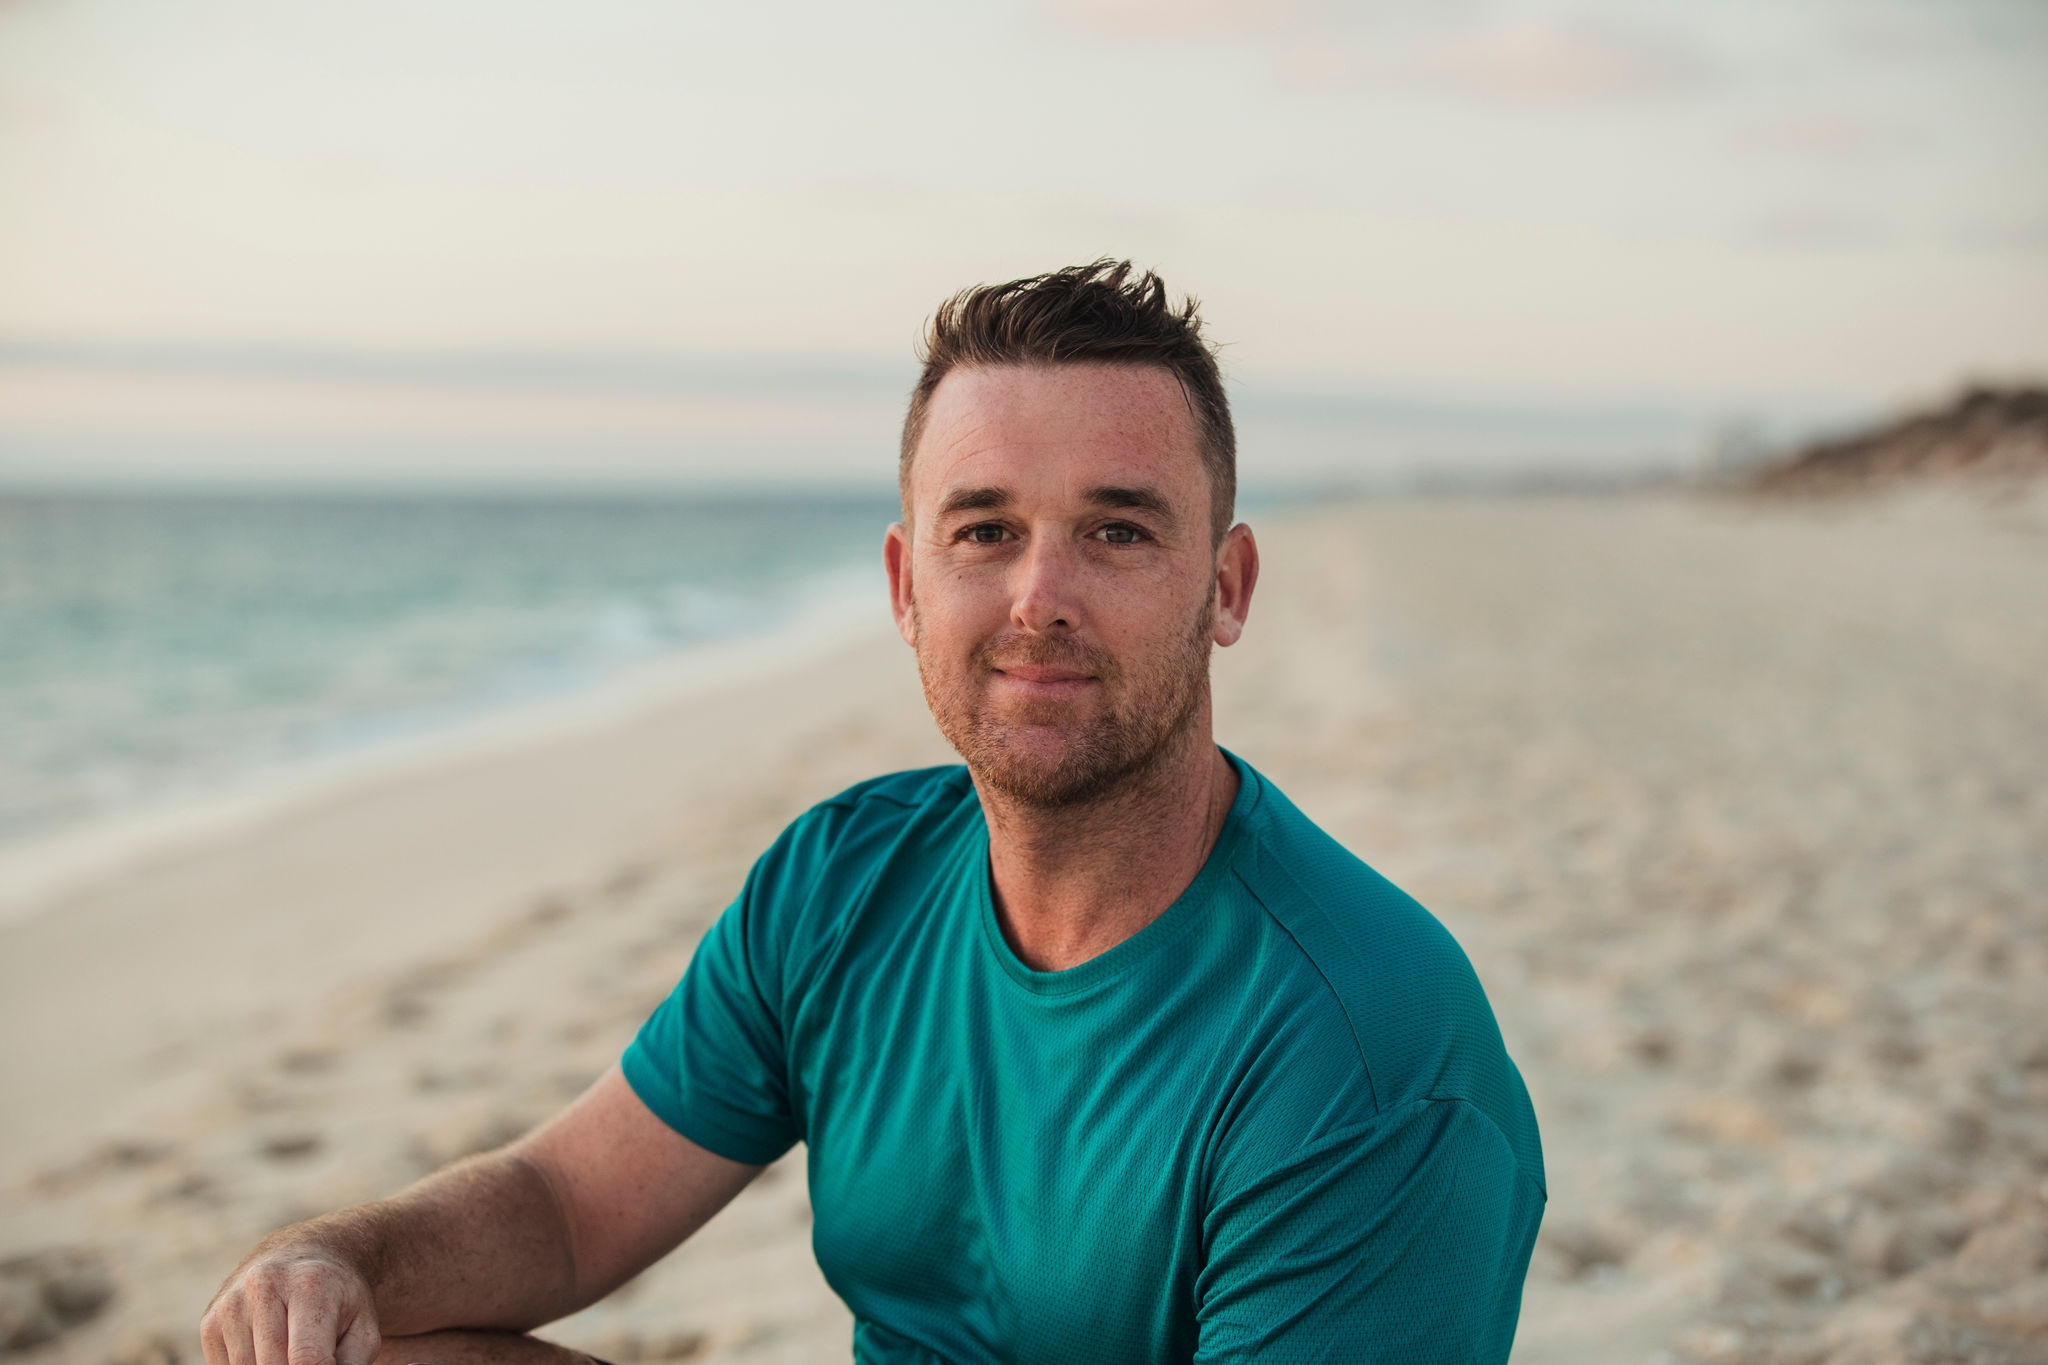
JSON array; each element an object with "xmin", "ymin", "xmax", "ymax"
[{"xmin": 281, "ymin": 1260, "xmax": 331, "ymax": 1293}]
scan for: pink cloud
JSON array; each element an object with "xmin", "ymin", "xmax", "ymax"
[
  {"xmin": 1411, "ymin": 19, "xmax": 1698, "ymax": 100},
  {"xmin": 1276, "ymin": 17, "xmax": 1701, "ymax": 104}
]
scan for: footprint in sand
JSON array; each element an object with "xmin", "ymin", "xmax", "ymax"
[
  {"xmin": 259, "ymin": 1132, "xmax": 323, "ymax": 1161},
  {"xmin": 109, "ymin": 1331, "xmax": 187, "ymax": 1365},
  {"xmin": 29, "ymin": 1139, "xmax": 176, "ymax": 1197},
  {"xmin": 276, "ymin": 1045, "xmax": 341, "ymax": 1075},
  {"xmin": 0, "ymin": 1249, "xmax": 115, "ymax": 1351}
]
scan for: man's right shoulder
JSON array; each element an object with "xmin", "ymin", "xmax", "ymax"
[
  {"xmin": 746, "ymin": 763, "xmax": 975, "ymax": 902},
  {"xmin": 810, "ymin": 764, "xmax": 975, "ymax": 822},
  {"xmin": 789, "ymin": 764, "xmax": 976, "ymax": 852}
]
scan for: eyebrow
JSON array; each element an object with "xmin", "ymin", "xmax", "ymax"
[
  {"xmin": 932, "ymin": 482, "xmax": 1180, "ymax": 525},
  {"xmin": 1084, "ymin": 485, "xmax": 1178, "ymax": 525},
  {"xmin": 936, "ymin": 486, "xmax": 1010, "ymax": 518}
]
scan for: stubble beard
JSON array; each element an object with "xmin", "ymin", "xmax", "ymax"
[{"xmin": 914, "ymin": 595, "xmax": 1216, "ymax": 810}]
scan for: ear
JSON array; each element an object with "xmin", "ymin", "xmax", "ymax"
[
  {"xmin": 884, "ymin": 522, "xmax": 917, "ymax": 647},
  {"xmin": 1210, "ymin": 523, "xmax": 1258, "ymax": 648}
]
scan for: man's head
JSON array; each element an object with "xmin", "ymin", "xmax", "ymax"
[
  {"xmin": 884, "ymin": 262, "xmax": 1258, "ymax": 809},
  {"xmin": 899, "ymin": 259, "xmax": 1236, "ymax": 544}
]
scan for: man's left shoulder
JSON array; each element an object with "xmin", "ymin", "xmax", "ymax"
[{"xmin": 1230, "ymin": 767, "xmax": 1544, "ymax": 1183}]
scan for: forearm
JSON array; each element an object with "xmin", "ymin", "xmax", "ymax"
[{"xmin": 243, "ymin": 1150, "xmax": 584, "ymax": 1335}]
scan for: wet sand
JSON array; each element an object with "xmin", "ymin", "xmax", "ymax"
[{"xmin": 3, "ymin": 490, "xmax": 2044, "ymax": 1364}]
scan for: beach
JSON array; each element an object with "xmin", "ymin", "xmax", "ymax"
[{"xmin": 3, "ymin": 489, "xmax": 2045, "ymax": 1364}]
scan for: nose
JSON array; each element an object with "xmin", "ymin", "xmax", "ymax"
[{"xmin": 1010, "ymin": 532, "xmax": 1080, "ymax": 634}]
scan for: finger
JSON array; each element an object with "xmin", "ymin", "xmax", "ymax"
[
  {"xmin": 200, "ymin": 1311, "xmax": 233, "ymax": 1365},
  {"xmin": 334, "ymin": 1307, "xmax": 382, "ymax": 1365},
  {"xmin": 249, "ymin": 1283, "xmax": 290, "ymax": 1365},
  {"xmin": 219, "ymin": 1297, "xmax": 257, "ymax": 1365},
  {"xmin": 285, "ymin": 1283, "xmax": 343, "ymax": 1365}
]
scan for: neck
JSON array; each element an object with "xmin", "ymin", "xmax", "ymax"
[{"xmin": 976, "ymin": 712, "xmax": 1240, "ymax": 973}]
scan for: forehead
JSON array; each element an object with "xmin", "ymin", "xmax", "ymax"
[{"xmin": 910, "ymin": 363, "xmax": 1204, "ymax": 506}]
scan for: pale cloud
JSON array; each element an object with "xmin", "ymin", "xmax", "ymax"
[
  {"xmin": 1039, "ymin": 0, "xmax": 1304, "ymax": 40},
  {"xmin": 1942, "ymin": 217, "xmax": 2048, "ymax": 253},
  {"xmin": 0, "ymin": 348, "xmax": 911, "ymax": 486},
  {"xmin": 1739, "ymin": 207, "xmax": 1892, "ymax": 252},
  {"xmin": 1044, "ymin": 1, "xmax": 1704, "ymax": 105},
  {"xmin": 1732, "ymin": 111, "xmax": 1900, "ymax": 159},
  {"xmin": 0, "ymin": 367, "xmax": 887, "ymax": 446}
]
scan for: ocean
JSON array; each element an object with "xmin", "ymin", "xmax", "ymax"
[{"xmin": 0, "ymin": 489, "xmax": 901, "ymax": 853}]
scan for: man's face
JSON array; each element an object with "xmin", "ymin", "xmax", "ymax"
[{"xmin": 884, "ymin": 363, "xmax": 1256, "ymax": 807}]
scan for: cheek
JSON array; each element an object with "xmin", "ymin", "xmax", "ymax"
[
  {"xmin": 913, "ymin": 567, "xmax": 1008, "ymax": 651},
  {"xmin": 1100, "ymin": 575, "xmax": 1208, "ymax": 650}
]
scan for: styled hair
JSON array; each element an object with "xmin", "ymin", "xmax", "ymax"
[{"xmin": 899, "ymin": 259, "xmax": 1236, "ymax": 541}]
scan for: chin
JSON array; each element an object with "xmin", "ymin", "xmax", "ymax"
[
  {"xmin": 974, "ymin": 754, "xmax": 1123, "ymax": 809},
  {"xmin": 964, "ymin": 722, "xmax": 1163, "ymax": 809}
]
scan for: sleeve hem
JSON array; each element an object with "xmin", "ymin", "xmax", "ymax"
[
  {"xmin": 621, "ymin": 1041, "xmax": 796, "ymax": 1167},
  {"xmin": 620, "ymin": 1038, "xmax": 683, "ymax": 1131},
  {"xmin": 669, "ymin": 1106, "xmax": 799, "ymax": 1168}
]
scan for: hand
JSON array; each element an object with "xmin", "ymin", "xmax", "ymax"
[{"xmin": 201, "ymin": 1247, "xmax": 382, "ymax": 1365}]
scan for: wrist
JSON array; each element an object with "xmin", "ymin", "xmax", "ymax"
[{"xmin": 241, "ymin": 1217, "xmax": 379, "ymax": 1290}]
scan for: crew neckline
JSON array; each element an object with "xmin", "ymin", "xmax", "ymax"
[{"xmin": 972, "ymin": 750, "xmax": 1262, "ymax": 997}]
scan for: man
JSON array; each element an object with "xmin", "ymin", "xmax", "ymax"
[{"xmin": 203, "ymin": 261, "xmax": 1545, "ymax": 1364}]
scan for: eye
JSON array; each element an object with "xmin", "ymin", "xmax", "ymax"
[
  {"xmin": 1097, "ymin": 522, "xmax": 1144, "ymax": 545},
  {"xmin": 963, "ymin": 523, "xmax": 1009, "ymax": 545}
]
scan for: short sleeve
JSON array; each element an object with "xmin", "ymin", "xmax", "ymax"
[
  {"xmin": 621, "ymin": 837, "xmax": 808, "ymax": 1166},
  {"xmin": 1195, "ymin": 1098, "xmax": 1544, "ymax": 1365}
]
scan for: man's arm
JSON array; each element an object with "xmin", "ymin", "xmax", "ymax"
[{"xmin": 201, "ymin": 1065, "xmax": 759, "ymax": 1365}]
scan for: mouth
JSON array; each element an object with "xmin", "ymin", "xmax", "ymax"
[{"xmin": 990, "ymin": 662, "xmax": 1099, "ymax": 698}]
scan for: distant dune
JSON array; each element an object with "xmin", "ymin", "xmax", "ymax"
[{"xmin": 1753, "ymin": 385, "xmax": 2048, "ymax": 492}]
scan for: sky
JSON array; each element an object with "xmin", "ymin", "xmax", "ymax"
[{"xmin": 1, "ymin": 0, "xmax": 2044, "ymax": 488}]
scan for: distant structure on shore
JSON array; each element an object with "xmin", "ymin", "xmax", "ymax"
[{"xmin": 1752, "ymin": 386, "xmax": 2048, "ymax": 492}]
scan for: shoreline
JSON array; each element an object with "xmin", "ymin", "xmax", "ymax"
[
  {"xmin": 0, "ymin": 579, "xmax": 888, "ymax": 926},
  {"xmin": 0, "ymin": 590, "xmax": 949, "ymax": 1186}
]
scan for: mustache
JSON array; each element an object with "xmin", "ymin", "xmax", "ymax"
[{"xmin": 971, "ymin": 632, "xmax": 1119, "ymax": 681}]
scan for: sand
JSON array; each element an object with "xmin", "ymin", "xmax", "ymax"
[{"xmin": 3, "ymin": 490, "xmax": 2045, "ymax": 1364}]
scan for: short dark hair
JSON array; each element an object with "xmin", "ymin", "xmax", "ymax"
[{"xmin": 899, "ymin": 259, "xmax": 1236, "ymax": 541}]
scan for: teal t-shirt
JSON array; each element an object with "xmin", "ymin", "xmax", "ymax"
[{"xmin": 623, "ymin": 755, "xmax": 1545, "ymax": 1363}]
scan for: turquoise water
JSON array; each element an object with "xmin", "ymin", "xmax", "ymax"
[{"xmin": 0, "ymin": 490, "xmax": 900, "ymax": 847}]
